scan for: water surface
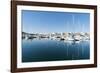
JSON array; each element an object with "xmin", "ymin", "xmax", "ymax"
[{"xmin": 22, "ymin": 39, "xmax": 90, "ymax": 62}]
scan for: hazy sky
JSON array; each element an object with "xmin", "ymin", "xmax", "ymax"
[{"xmin": 22, "ymin": 10, "xmax": 90, "ymax": 33}]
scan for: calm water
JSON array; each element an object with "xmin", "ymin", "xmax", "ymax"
[{"xmin": 22, "ymin": 39, "xmax": 90, "ymax": 62}]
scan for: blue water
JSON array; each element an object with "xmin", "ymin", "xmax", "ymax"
[{"xmin": 22, "ymin": 39, "xmax": 90, "ymax": 62}]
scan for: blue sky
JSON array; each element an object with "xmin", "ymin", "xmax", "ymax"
[{"xmin": 22, "ymin": 10, "xmax": 90, "ymax": 33}]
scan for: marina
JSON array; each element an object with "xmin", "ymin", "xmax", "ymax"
[
  {"xmin": 22, "ymin": 32, "xmax": 90, "ymax": 42},
  {"xmin": 22, "ymin": 32, "xmax": 90, "ymax": 62},
  {"xmin": 21, "ymin": 10, "xmax": 90, "ymax": 62}
]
